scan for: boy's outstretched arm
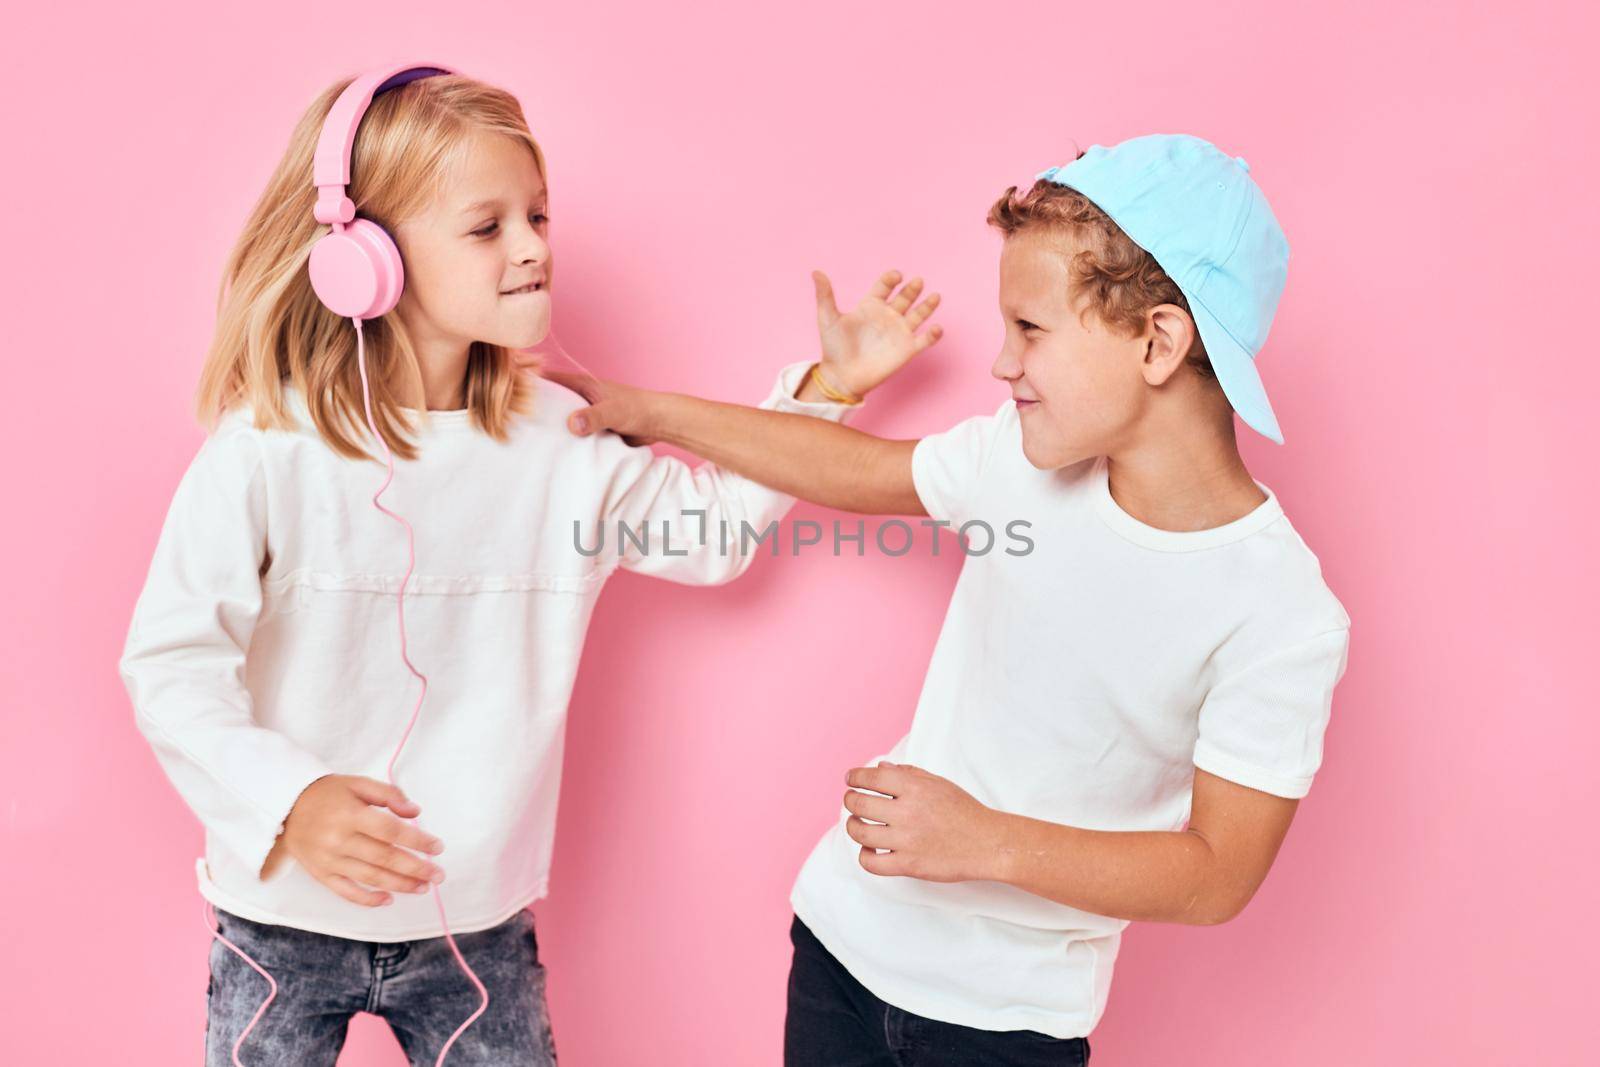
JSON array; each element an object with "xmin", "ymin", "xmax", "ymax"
[
  {"xmin": 552, "ymin": 269, "xmax": 937, "ymax": 516},
  {"xmin": 576, "ymin": 395, "xmax": 926, "ymax": 517}
]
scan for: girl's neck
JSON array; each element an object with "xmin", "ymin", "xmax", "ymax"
[{"xmin": 404, "ymin": 335, "xmax": 472, "ymax": 412}]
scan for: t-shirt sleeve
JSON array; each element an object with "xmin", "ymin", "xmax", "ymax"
[
  {"xmin": 1192, "ymin": 627, "xmax": 1352, "ymax": 799},
  {"xmin": 910, "ymin": 401, "xmax": 1013, "ymax": 526}
]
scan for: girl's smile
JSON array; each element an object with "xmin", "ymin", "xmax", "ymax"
[
  {"xmin": 500, "ymin": 277, "xmax": 546, "ymax": 296},
  {"xmin": 393, "ymin": 129, "xmax": 554, "ymax": 386}
]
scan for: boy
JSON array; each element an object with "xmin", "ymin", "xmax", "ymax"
[{"xmin": 558, "ymin": 134, "xmax": 1351, "ymax": 1065}]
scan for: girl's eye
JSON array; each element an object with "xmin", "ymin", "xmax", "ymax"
[
  {"xmin": 472, "ymin": 213, "xmax": 548, "ymax": 239},
  {"xmin": 1016, "ymin": 319, "xmax": 1039, "ymax": 333}
]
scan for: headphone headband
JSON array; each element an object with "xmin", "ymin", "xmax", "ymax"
[{"xmin": 312, "ymin": 62, "xmax": 455, "ymax": 226}]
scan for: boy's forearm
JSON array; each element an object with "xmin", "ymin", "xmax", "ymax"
[
  {"xmin": 983, "ymin": 811, "xmax": 1239, "ymax": 925},
  {"xmin": 645, "ymin": 391, "xmax": 925, "ymax": 516}
]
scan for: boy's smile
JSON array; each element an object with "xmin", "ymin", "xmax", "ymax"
[
  {"xmin": 992, "ymin": 228, "xmax": 1154, "ymax": 470},
  {"xmin": 991, "ymin": 227, "xmax": 1214, "ymax": 473}
]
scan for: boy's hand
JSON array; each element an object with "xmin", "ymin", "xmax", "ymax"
[
  {"xmin": 259, "ymin": 774, "xmax": 447, "ymax": 907},
  {"xmin": 812, "ymin": 269, "xmax": 943, "ymax": 399},
  {"xmin": 542, "ymin": 370, "xmax": 660, "ymax": 447},
  {"xmin": 842, "ymin": 762, "xmax": 1000, "ymax": 882}
]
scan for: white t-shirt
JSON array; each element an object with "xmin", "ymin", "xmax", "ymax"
[
  {"xmin": 790, "ymin": 399, "xmax": 1351, "ymax": 1039},
  {"xmin": 120, "ymin": 362, "xmax": 853, "ymax": 942}
]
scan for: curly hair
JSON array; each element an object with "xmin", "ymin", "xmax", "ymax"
[{"xmin": 987, "ymin": 167, "xmax": 1215, "ymax": 381}]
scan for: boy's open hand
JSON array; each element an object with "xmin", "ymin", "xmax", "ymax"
[
  {"xmin": 843, "ymin": 761, "xmax": 999, "ymax": 883},
  {"xmin": 259, "ymin": 774, "xmax": 447, "ymax": 907},
  {"xmin": 813, "ymin": 269, "xmax": 943, "ymax": 398}
]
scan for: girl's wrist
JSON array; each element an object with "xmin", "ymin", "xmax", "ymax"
[
  {"xmin": 813, "ymin": 360, "xmax": 869, "ymax": 403},
  {"xmin": 793, "ymin": 365, "xmax": 833, "ymax": 404}
]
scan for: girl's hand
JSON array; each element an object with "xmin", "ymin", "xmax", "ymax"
[
  {"xmin": 261, "ymin": 774, "xmax": 447, "ymax": 907},
  {"xmin": 842, "ymin": 762, "xmax": 1000, "ymax": 883},
  {"xmin": 812, "ymin": 269, "xmax": 944, "ymax": 399},
  {"xmin": 543, "ymin": 369, "xmax": 660, "ymax": 447}
]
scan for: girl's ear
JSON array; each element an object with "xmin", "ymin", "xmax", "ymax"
[{"xmin": 1141, "ymin": 304, "xmax": 1197, "ymax": 386}]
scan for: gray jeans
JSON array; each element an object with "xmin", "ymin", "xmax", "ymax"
[{"xmin": 205, "ymin": 904, "xmax": 557, "ymax": 1065}]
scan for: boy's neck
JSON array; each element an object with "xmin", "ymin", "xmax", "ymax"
[{"xmin": 1104, "ymin": 427, "xmax": 1266, "ymax": 534}]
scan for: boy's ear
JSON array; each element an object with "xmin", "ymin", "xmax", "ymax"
[{"xmin": 1141, "ymin": 304, "xmax": 1198, "ymax": 386}]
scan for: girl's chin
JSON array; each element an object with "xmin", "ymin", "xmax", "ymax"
[{"xmin": 496, "ymin": 312, "xmax": 551, "ymax": 350}]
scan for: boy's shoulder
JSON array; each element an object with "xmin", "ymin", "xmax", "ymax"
[
  {"xmin": 1241, "ymin": 508, "xmax": 1351, "ymax": 636},
  {"xmin": 1168, "ymin": 487, "xmax": 1350, "ymax": 656}
]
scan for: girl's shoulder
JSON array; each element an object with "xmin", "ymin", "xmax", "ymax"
[
  {"xmin": 213, "ymin": 380, "xmax": 306, "ymax": 436},
  {"xmin": 522, "ymin": 372, "xmax": 589, "ymax": 425},
  {"xmin": 210, "ymin": 374, "xmax": 615, "ymax": 473}
]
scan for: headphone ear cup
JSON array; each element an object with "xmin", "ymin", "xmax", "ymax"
[{"xmin": 308, "ymin": 218, "xmax": 406, "ymax": 320}]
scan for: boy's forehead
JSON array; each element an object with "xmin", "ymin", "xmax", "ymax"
[{"xmin": 999, "ymin": 228, "xmax": 1078, "ymax": 307}]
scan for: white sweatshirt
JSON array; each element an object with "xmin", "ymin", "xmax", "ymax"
[{"xmin": 119, "ymin": 362, "xmax": 852, "ymax": 942}]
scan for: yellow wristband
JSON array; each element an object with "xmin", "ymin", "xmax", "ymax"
[{"xmin": 809, "ymin": 363, "xmax": 863, "ymax": 405}]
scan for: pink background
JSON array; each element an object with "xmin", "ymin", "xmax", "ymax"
[{"xmin": 4, "ymin": 2, "xmax": 1595, "ymax": 1063}]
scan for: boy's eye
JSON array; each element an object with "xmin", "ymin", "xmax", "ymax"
[{"xmin": 1016, "ymin": 319, "xmax": 1039, "ymax": 332}]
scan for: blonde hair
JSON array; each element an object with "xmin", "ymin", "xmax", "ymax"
[
  {"xmin": 988, "ymin": 173, "xmax": 1215, "ymax": 381},
  {"xmin": 195, "ymin": 73, "xmax": 545, "ymax": 461}
]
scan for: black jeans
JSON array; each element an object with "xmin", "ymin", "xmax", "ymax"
[
  {"xmin": 785, "ymin": 915, "xmax": 1090, "ymax": 1067},
  {"xmin": 205, "ymin": 905, "xmax": 557, "ymax": 1065}
]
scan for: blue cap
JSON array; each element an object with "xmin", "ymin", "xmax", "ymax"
[{"xmin": 1037, "ymin": 134, "xmax": 1289, "ymax": 445}]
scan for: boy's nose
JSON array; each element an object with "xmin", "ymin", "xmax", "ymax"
[{"xmin": 991, "ymin": 344, "xmax": 1022, "ymax": 382}]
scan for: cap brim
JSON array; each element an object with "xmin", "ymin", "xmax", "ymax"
[{"xmin": 1188, "ymin": 297, "xmax": 1284, "ymax": 445}]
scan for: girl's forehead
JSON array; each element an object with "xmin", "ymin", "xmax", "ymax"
[{"xmin": 440, "ymin": 133, "xmax": 545, "ymax": 212}]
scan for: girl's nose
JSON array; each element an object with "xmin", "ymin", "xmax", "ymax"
[{"xmin": 512, "ymin": 223, "xmax": 549, "ymax": 266}]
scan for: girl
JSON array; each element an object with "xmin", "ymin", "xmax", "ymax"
[{"xmin": 118, "ymin": 65, "xmax": 942, "ymax": 1065}]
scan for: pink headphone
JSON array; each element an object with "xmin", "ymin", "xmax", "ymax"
[
  {"xmin": 203, "ymin": 62, "xmax": 490, "ymax": 1067},
  {"xmin": 307, "ymin": 62, "xmax": 454, "ymax": 320}
]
